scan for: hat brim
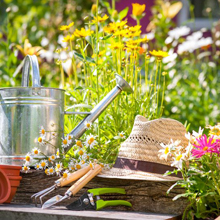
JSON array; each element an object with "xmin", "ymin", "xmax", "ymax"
[{"xmin": 98, "ymin": 167, "xmax": 181, "ymax": 182}]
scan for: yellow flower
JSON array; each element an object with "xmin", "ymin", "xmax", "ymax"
[
  {"xmin": 149, "ymin": 50, "xmax": 169, "ymax": 59},
  {"xmin": 60, "ymin": 22, "xmax": 74, "ymax": 31},
  {"xmin": 92, "ymin": 14, "xmax": 109, "ymax": 23},
  {"xmin": 74, "ymin": 28, "xmax": 94, "ymax": 38},
  {"xmin": 15, "ymin": 39, "xmax": 43, "ymax": 56},
  {"xmin": 114, "ymin": 29, "xmax": 129, "ymax": 37},
  {"xmin": 92, "ymin": 50, "xmax": 105, "ymax": 59},
  {"xmin": 132, "ymin": 3, "xmax": 146, "ymax": 17},
  {"xmin": 110, "ymin": 42, "xmax": 124, "ymax": 50},
  {"xmin": 103, "ymin": 25, "xmax": 116, "ymax": 34},
  {"xmin": 129, "ymin": 25, "xmax": 141, "ymax": 33},
  {"xmin": 208, "ymin": 125, "xmax": 220, "ymax": 136},
  {"xmin": 115, "ymin": 20, "xmax": 127, "ymax": 29},
  {"xmin": 62, "ymin": 35, "xmax": 75, "ymax": 42}
]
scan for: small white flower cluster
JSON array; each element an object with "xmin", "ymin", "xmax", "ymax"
[{"xmin": 158, "ymin": 139, "xmax": 192, "ymax": 170}]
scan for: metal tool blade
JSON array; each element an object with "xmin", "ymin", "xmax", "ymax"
[
  {"xmin": 42, "ymin": 194, "xmax": 68, "ymax": 209},
  {"xmin": 66, "ymin": 192, "xmax": 95, "ymax": 211}
]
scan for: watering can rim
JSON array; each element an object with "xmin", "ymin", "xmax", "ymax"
[{"xmin": 0, "ymin": 87, "xmax": 65, "ymax": 91}]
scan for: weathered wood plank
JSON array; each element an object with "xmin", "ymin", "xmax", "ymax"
[{"xmin": 12, "ymin": 170, "xmax": 187, "ymax": 215}]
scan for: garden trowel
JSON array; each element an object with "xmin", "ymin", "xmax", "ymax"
[{"xmin": 42, "ymin": 164, "xmax": 102, "ymax": 209}]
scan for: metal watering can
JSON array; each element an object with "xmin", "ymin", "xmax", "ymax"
[{"xmin": 0, "ymin": 55, "xmax": 133, "ymax": 165}]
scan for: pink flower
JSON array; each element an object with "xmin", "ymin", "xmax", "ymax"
[{"xmin": 191, "ymin": 135, "xmax": 219, "ymax": 158}]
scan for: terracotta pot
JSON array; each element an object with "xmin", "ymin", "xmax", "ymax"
[
  {"xmin": 4, "ymin": 175, "xmax": 22, "ymax": 203},
  {"xmin": 0, "ymin": 169, "xmax": 11, "ymax": 204},
  {"xmin": 0, "ymin": 165, "xmax": 22, "ymax": 176}
]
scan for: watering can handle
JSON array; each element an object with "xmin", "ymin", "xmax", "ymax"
[{"xmin": 21, "ymin": 55, "xmax": 41, "ymax": 87}]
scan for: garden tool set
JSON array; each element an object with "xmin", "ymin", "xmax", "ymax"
[
  {"xmin": 32, "ymin": 163, "xmax": 131, "ymax": 210},
  {"xmin": 0, "ymin": 55, "xmax": 133, "ymax": 165}
]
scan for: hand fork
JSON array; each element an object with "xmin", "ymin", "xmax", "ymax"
[{"xmin": 31, "ymin": 165, "xmax": 91, "ymax": 207}]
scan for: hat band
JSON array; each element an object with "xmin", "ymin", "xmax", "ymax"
[{"xmin": 114, "ymin": 158, "xmax": 182, "ymax": 178}]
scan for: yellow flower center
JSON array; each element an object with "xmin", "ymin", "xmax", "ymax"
[
  {"xmin": 211, "ymin": 128, "xmax": 220, "ymax": 136},
  {"xmin": 34, "ymin": 149, "xmax": 38, "ymax": 154},
  {"xmin": 88, "ymin": 137, "xmax": 94, "ymax": 145},
  {"xmin": 63, "ymin": 173, "xmax": 68, "ymax": 178},
  {"xmin": 26, "ymin": 155, "xmax": 30, "ymax": 161},
  {"xmin": 51, "ymin": 155, "xmax": 55, "ymax": 160},
  {"xmin": 70, "ymin": 166, "xmax": 75, "ymax": 170},
  {"xmin": 38, "ymin": 137, "xmax": 42, "ymax": 143},
  {"xmin": 76, "ymin": 140, "xmax": 82, "ymax": 147},
  {"xmin": 45, "ymin": 169, "xmax": 48, "ymax": 174},
  {"xmin": 36, "ymin": 165, "xmax": 40, "ymax": 168},
  {"xmin": 165, "ymin": 147, "xmax": 169, "ymax": 155},
  {"xmin": 203, "ymin": 146, "xmax": 208, "ymax": 151},
  {"xmin": 56, "ymin": 151, "xmax": 60, "ymax": 156},
  {"xmin": 68, "ymin": 135, "xmax": 72, "ymax": 140},
  {"xmin": 176, "ymin": 155, "xmax": 182, "ymax": 161},
  {"xmin": 41, "ymin": 129, "xmax": 45, "ymax": 135},
  {"xmin": 79, "ymin": 150, "xmax": 84, "ymax": 156},
  {"xmin": 89, "ymin": 163, "xmax": 94, "ymax": 168},
  {"xmin": 76, "ymin": 164, "xmax": 81, "ymax": 170},
  {"xmin": 49, "ymin": 168, "xmax": 54, "ymax": 173},
  {"xmin": 57, "ymin": 164, "xmax": 61, "ymax": 169},
  {"xmin": 41, "ymin": 162, "xmax": 46, "ymax": 167},
  {"xmin": 81, "ymin": 160, "xmax": 85, "ymax": 164},
  {"xmin": 119, "ymin": 133, "xmax": 124, "ymax": 137},
  {"xmin": 48, "ymin": 157, "xmax": 51, "ymax": 162},
  {"xmin": 63, "ymin": 139, "xmax": 68, "ymax": 145},
  {"xmin": 86, "ymin": 123, "xmax": 91, "ymax": 128},
  {"xmin": 24, "ymin": 166, "xmax": 28, "ymax": 171}
]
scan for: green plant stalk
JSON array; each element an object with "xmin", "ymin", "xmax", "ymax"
[
  {"xmin": 69, "ymin": 40, "xmax": 78, "ymax": 86},
  {"xmin": 156, "ymin": 60, "xmax": 162, "ymax": 116},
  {"xmin": 153, "ymin": 59, "xmax": 159, "ymax": 117},
  {"xmin": 159, "ymin": 75, "xmax": 166, "ymax": 117},
  {"xmin": 112, "ymin": 0, "xmax": 115, "ymax": 11}
]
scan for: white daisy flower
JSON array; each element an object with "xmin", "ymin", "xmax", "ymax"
[
  {"xmin": 35, "ymin": 163, "xmax": 41, "ymax": 170},
  {"xmin": 75, "ymin": 163, "xmax": 82, "ymax": 170},
  {"xmin": 158, "ymin": 143, "xmax": 171, "ymax": 161},
  {"xmin": 171, "ymin": 153, "xmax": 184, "ymax": 170},
  {"xmin": 55, "ymin": 162, "xmax": 63, "ymax": 174},
  {"xmin": 32, "ymin": 147, "xmax": 40, "ymax": 155},
  {"xmin": 66, "ymin": 134, "xmax": 73, "ymax": 144},
  {"xmin": 48, "ymin": 167, "xmax": 55, "ymax": 175},
  {"xmin": 39, "ymin": 126, "xmax": 46, "ymax": 137},
  {"xmin": 68, "ymin": 161, "xmax": 76, "ymax": 171},
  {"xmin": 78, "ymin": 149, "xmax": 84, "ymax": 157},
  {"xmin": 40, "ymin": 160, "xmax": 48, "ymax": 169},
  {"xmin": 84, "ymin": 121, "xmax": 92, "ymax": 129},
  {"xmin": 62, "ymin": 170, "xmax": 70, "ymax": 179},
  {"xmin": 62, "ymin": 137, "xmax": 69, "ymax": 148},
  {"xmin": 118, "ymin": 131, "xmax": 126, "ymax": 139},
  {"xmin": 22, "ymin": 165, "xmax": 30, "ymax": 173},
  {"xmin": 49, "ymin": 154, "xmax": 56, "ymax": 162},
  {"xmin": 192, "ymin": 127, "xmax": 204, "ymax": 139},
  {"xmin": 85, "ymin": 134, "xmax": 97, "ymax": 149},
  {"xmin": 24, "ymin": 153, "xmax": 32, "ymax": 164},
  {"xmin": 56, "ymin": 149, "xmax": 60, "ymax": 158},
  {"xmin": 37, "ymin": 136, "xmax": 46, "ymax": 145}
]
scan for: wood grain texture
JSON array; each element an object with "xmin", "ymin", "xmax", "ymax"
[{"xmin": 12, "ymin": 170, "xmax": 187, "ymax": 215}]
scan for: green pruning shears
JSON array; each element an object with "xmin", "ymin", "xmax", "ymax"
[{"xmin": 66, "ymin": 188, "xmax": 132, "ymax": 211}]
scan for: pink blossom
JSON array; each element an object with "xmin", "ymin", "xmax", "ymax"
[{"xmin": 191, "ymin": 135, "xmax": 219, "ymax": 158}]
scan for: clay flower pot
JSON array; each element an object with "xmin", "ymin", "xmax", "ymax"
[
  {"xmin": 0, "ymin": 165, "xmax": 22, "ymax": 176},
  {"xmin": 4, "ymin": 175, "xmax": 22, "ymax": 203},
  {"xmin": 0, "ymin": 165, "xmax": 22, "ymax": 203},
  {"xmin": 0, "ymin": 169, "xmax": 11, "ymax": 204}
]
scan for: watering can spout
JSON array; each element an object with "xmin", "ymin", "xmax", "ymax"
[{"xmin": 65, "ymin": 74, "xmax": 133, "ymax": 153}]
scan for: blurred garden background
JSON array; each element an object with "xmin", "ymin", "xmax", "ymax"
[{"xmin": 0, "ymin": 0, "xmax": 220, "ymax": 163}]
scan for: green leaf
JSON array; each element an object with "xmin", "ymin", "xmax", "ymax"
[
  {"xmin": 173, "ymin": 193, "xmax": 194, "ymax": 201},
  {"xmin": 118, "ymin": 7, "xmax": 129, "ymax": 20},
  {"xmin": 73, "ymin": 51, "xmax": 95, "ymax": 64},
  {"xmin": 65, "ymin": 104, "xmax": 93, "ymax": 111},
  {"xmin": 100, "ymin": 34, "xmax": 113, "ymax": 40}
]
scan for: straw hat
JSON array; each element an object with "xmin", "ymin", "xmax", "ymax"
[{"xmin": 98, "ymin": 115, "xmax": 188, "ymax": 181}]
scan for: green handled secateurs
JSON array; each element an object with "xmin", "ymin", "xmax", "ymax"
[{"xmin": 66, "ymin": 188, "xmax": 132, "ymax": 211}]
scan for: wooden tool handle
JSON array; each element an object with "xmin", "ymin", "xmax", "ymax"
[
  {"xmin": 58, "ymin": 165, "xmax": 91, "ymax": 187},
  {"xmin": 67, "ymin": 164, "xmax": 102, "ymax": 195}
]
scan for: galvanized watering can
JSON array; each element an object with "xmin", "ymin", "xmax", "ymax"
[{"xmin": 0, "ymin": 55, "xmax": 133, "ymax": 165}]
